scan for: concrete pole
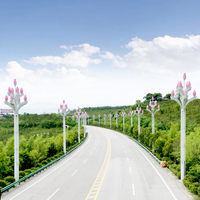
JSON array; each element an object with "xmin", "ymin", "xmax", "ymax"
[
  {"xmin": 181, "ymin": 106, "xmax": 186, "ymax": 179},
  {"xmin": 63, "ymin": 115, "xmax": 66, "ymax": 153},
  {"xmin": 152, "ymin": 112, "xmax": 155, "ymax": 134},
  {"xmin": 14, "ymin": 114, "xmax": 19, "ymax": 181},
  {"xmin": 138, "ymin": 114, "xmax": 140, "ymax": 135},
  {"xmin": 78, "ymin": 116, "xmax": 80, "ymax": 143}
]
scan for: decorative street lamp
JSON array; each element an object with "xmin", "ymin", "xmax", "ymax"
[
  {"xmin": 81, "ymin": 110, "xmax": 87, "ymax": 137},
  {"xmin": 87, "ymin": 113, "xmax": 89, "ymax": 125},
  {"xmin": 121, "ymin": 111, "xmax": 126, "ymax": 133},
  {"xmin": 93, "ymin": 114, "xmax": 95, "ymax": 125},
  {"xmin": 4, "ymin": 79, "xmax": 28, "ymax": 181},
  {"xmin": 98, "ymin": 114, "xmax": 101, "ymax": 125},
  {"xmin": 146, "ymin": 97, "xmax": 160, "ymax": 134},
  {"xmin": 58, "ymin": 100, "xmax": 70, "ymax": 154},
  {"xmin": 108, "ymin": 113, "xmax": 112, "ymax": 128},
  {"xmin": 115, "ymin": 112, "xmax": 119, "ymax": 128},
  {"xmin": 104, "ymin": 114, "xmax": 107, "ymax": 125},
  {"xmin": 135, "ymin": 105, "xmax": 143, "ymax": 135},
  {"xmin": 74, "ymin": 107, "xmax": 82, "ymax": 143},
  {"xmin": 128, "ymin": 109, "xmax": 135, "ymax": 127},
  {"xmin": 171, "ymin": 73, "xmax": 197, "ymax": 181}
]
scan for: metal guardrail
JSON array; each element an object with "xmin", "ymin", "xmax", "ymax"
[
  {"xmin": 128, "ymin": 136, "xmax": 161, "ymax": 163},
  {"xmin": 1, "ymin": 133, "xmax": 88, "ymax": 194}
]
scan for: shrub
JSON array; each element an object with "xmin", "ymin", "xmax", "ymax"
[
  {"xmin": 0, "ymin": 180, "xmax": 8, "ymax": 187},
  {"xmin": 4, "ymin": 176, "xmax": 15, "ymax": 184}
]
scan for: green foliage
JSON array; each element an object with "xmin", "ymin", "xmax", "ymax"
[
  {"xmin": 4, "ymin": 176, "xmax": 15, "ymax": 184},
  {"xmin": 0, "ymin": 180, "xmax": 8, "ymax": 187}
]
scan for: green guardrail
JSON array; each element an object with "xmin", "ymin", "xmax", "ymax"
[
  {"xmin": 0, "ymin": 133, "xmax": 88, "ymax": 195},
  {"xmin": 128, "ymin": 136, "xmax": 161, "ymax": 163}
]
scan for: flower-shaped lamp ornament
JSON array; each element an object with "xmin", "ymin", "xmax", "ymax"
[
  {"xmin": 135, "ymin": 104, "xmax": 143, "ymax": 135},
  {"xmin": 128, "ymin": 109, "xmax": 135, "ymax": 127},
  {"xmin": 114, "ymin": 112, "xmax": 119, "ymax": 128},
  {"xmin": 171, "ymin": 73, "xmax": 197, "ymax": 181},
  {"xmin": 81, "ymin": 110, "xmax": 88, "ymax": 137},
  {"xmin": 108, "ymin": 113, "xmax": 112, "ymax": 128},
  {"xmin": 104, "ymin": 114, "xmax": 107, "ymax": 125},
  {"xmin": 74, "ymin": 107, "xmax": 82, "ymax": 143},
  {"xmin": 58, "ymin": 100, "xmax": 70, "ymax": 154},
  {"xmin": 146, "ymin": 97, "xmax": 160, "ymax": 134},
  {"xmin": 121, "ymin": 111, "xmax": 126, "ymax": 133},
  {"xmin": 4, "ymin": 79, "xmax": 28, "ymax": 181}
]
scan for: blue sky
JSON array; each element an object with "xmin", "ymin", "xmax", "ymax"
[{"xmin": 1, "ymin": 1, "xmax": 200, "ymax": 113}]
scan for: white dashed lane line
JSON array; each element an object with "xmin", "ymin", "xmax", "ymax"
[{"xmin": 71, "ymin": 169, "xmax": 78, "ymax": 176}]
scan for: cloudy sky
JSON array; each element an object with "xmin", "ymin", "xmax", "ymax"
[{"xmin": 1, "ymin": 0, "xmax": 200, "ymax": 114}]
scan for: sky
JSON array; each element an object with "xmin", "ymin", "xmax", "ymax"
[{"xmin": 1, "ymin": 0, "xmax": 200, "ymax": 114}]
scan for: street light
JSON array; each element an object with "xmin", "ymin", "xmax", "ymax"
[
  {"xmin": 104, "ymin": 114, "xmax": 106, "ymax": 126},
  {"xmin": 115, "ymin": 112, "xmax": 119, "ymax": 128},
  {"xmin": 58, "ymin": 100, "xmax": 70, "ymax": 154},
  {"xmin": 121, "ymin": 111, "xmax": 126, "ymax": 133},
  {"xmin": 146, "ymin": 96, "xmax": 160, "ymax": 134},
  {"xmin": 171, "ymin": 72, "xmax": 197, "ymax": 181},
  {"xmin": 128, "ymin": 109, "xmax": 135, "ymax": 127},
  {"xmin": 98, "ymin": 114, "xmax": 101, "ymax": 125},
  {"xmin": 135, "ymin": 105, "xmax": 143, "ymax": 135},
  {"xmin": 4, "ymin": 79, "xmax": 28, "ymax": 181},
  {"xmin": 108, "ymin": 113, "xmax": 112, "ymax": 128},
  {"xmin": 81, "ymin": 110, "xmax": 87, "ymax": 137},
  {"xmin": 74, "ymin": 107, "xmax": 82, "ymax": 143}
]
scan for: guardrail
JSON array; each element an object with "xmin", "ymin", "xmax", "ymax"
[
  {"xmin": 128, "ymin": 136, "xmax": 161, "ymax": 163},
  {"xmin": 0, "ymin": 133, "xmax": 88, "ymax": 195}
]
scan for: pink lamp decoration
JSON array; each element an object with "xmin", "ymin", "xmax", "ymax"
[
  {"xmin": 4, "ymin": 79, "xmax": 28, "ymax": 182},
  {"xmin": 121, "ymin": 111, "xmax": 126, "ymax": 133},
  {"xmin": 135, "ymin": 104, "xmax": 143, "ymax": 135},
  {"xmin": 74, "ymin": 107, "xmax": 82, "ymax": 143},
  {"xmin": 128, "ymin": 109, "xmax": 135, "ymax": 127},
  {"xmin": 171, "ymin": 73, "xmax": 197, "ymax": 181},
  {"xmin": 58, "ymin": 100, "xmax": 70, "ymax": 153},
  {"xmin": 81, "ymin": 110, "xmax": 88, "ymax": 137},
  {"xmin": 114, "ymin": 112, "xmax": 119, "ymax": 128}
]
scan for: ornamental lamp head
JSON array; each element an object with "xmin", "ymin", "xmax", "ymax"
[
  {"xmin": 183, "ymin": 73, "xmax": 186, "ymax": 80},
  {"xmin": 5, "ymin": 95, "xmax": 8, "ymax": 101},
  {"xmin": 14, "ymin": 79, "xmax": 17, "ymax": 86},
  {"xmin": 171, "ymin": 90, "xmax": 175, "ymax": 96},
  {"xmin": 158, "ymin": 105, "xmax": 160, "ymax": 109},
  {"xmin": 20, "ymin": 88, "xmax": 23, "ymax": 94},
  {"xmin": 24, "ymin": 95, "xmax": 27, "ymax": 101},
  {"xmin": 193, "ymin": 90, "xmax": 196, "ymax": 96}
]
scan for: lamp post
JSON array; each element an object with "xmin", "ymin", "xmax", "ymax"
[
  {"xmin": 121, "ymin": 111, "xmax": 126, "ymax": 133},
  {"xmin": 93, "ymin": 114, "xmax": 95, "ymax": 125},
  {"xmin": 104, "ymin": 114, "xmax": 106, "ymax": 126},
  {"xmin": 58, "ymin": 100, "xmax": 70, "ymax": 154},
  {"xmin": 81, "ymin": 110, "xmax": 87, "ymax": 137},
  {"xmin": 135, "ymin": 105, "xmax": 143, "ymax": 135},
  {"xmin": 4, "ymin": 79, "xmax": 28, "ymax": 181},
  {"xmin": 74, "ymin": 107, "xmax": 82, "ymax": 143},
  {"xmin": 87, "ymin": 113, "xmax": 89, "ymax": 125},
  {"xmin": 115, "ymin": 112, "xmax": 119, "ymax": 128},
  {"xmin": 108, "ymin": 113, "xmax": 112, "ymax": 128},
  {"xmin": 171, "ymin": 73, "xmax": 197, "ymax": 181},
  {"xmin": 98, "ymin": 114, "xmax": 101, "ymax": 125},
  {"xmin": 146, "ymin": 97, "xmax": 160, "ymax": 134},
  {"xmin": 128, "ymin": 109, "xmax": 135, "ymax": 127}
]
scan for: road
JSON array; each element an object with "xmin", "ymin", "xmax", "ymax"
[{"xmin": 2, "ymin": 126, "xmax": 193, "ymax": 200}]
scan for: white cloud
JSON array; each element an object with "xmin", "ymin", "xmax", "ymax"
[
  {"xmin": 101, "ymin": 35, "xmax": 200, "ymax": 74},
  {"xmin": 25, "ymin": 43, "xmax": 101, "ymax": 67}
]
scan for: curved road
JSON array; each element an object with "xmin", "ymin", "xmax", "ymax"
[{"xmin": 2, "ymin": 126, "xmax": 193, "ymax": 200}]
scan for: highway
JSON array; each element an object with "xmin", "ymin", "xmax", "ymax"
[{"xmin": 2, "ymin": 126, "xmax": 193, "ymax": 200}]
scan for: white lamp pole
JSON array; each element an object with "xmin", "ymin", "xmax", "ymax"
[
  {"xmin": 74, "ymin": 107, "xmax": 82, "ymax": 143},
  {"xmin": 135, "ymin": 105, "xmax": 143, "ymax": 134},
  {"xmin": 87, "ymin": 113, "xmax": 89, "ymax": 125},
  {"xmin": 146, "ymin": 97, "xmax": 160, "ymax": 134},
  {"xmin": 4, "ymin": 79, "xmax": 28, "ymax": 181},
  {"xmin": 121, "ymin": 111, "xmax": 126, "ymax": 133},
  {"xmin": 171, "ymin": 73, "xmax": 197, "ymax": 181},
  {"xmin": 108, "ymin": 113, "xmax": 112, "ymax": 128},
  {"xmin": 81, "ymin": 110, "xmax": 87, "ymax": 137},
  {"xmin": 98, "ymin": 114, "xmax": 101, "ymax": 125},
  {"xmin": 104, "ymin": 114, "xmax": 106, "ymax": 125},
  {"xmin": 93, "ymin": 114, "xmax": 95, "ymax": 125},
  {"xmin": 115, "ymin": 112, "xmax": 119, "ymax": 128},
  {"xmin": 128, "ymin": 109, "xmax": 135, "ymax": 127},
  {"xmin": 58, "ymin": 100, "xmax": 70, "ymax": 154}
]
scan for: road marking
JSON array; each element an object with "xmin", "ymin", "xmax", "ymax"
[
  {"xmin": 94, "ymin": 147, "xmax": 96, "ymax": 150},
  {"xmin": 84, "ymin": 159, "xmax": 88, "ymax": 163},
  {"xmin": 123, "ymin": 146, "xmax": 125, "ymax": 148},
  {"xmin": 129, "ymin": 167, "xmax": 132, "ymax": 173},
  {"xmin": 90, "ymin": 152, "xmax": 93, "ymax": 155},
  {"xmin": 47, "ymin": 188, "xmax": 60, "ymax": 200},
  {"xmin": 71, "ymin": 169, "xmax": 78, "ymax": 176},
  {"xmin": 129, "ymin": 140, "xmax": 177, "ymax": 200},
  {"xmin": 9, "ymin": 135, "xmax": 91, "ymax": 200},
  {"xmin": 125, "ymin": 150, "xmax": 127, "ymax": 154},
  {"xmin": 132, "ymin": 184, "xmax": 135, "ymax": 196},
  {"xmin": 127, "ymin": 157, "xmax": 129, "ymax": 161},
  {"xmin": 85, "ymin": 131, "xmax": 111, "ymax": 200}
]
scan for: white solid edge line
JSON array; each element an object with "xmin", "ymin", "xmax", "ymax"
[
  {"xmin": 71, "ymin": 169, "xmax": 78, "ymax": 176},
  {"xmin": 132, "ymin": 184, "xmax": 135, "ymax": 196},
  {"xmin": 9, "ymin": 135, "xmax": 91, "ymax": 200},
  {"xmin": 129, "ymin": 140, "xmax": 177, "ymax": 200},
  {"xmin": 47, "ymin": 188, "xmax": 60, "ymax": 200}
]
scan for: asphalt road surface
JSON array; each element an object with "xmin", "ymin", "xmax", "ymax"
[{"xmin": 2, "ymin": 126, "xmax": 193, "ymax": 200}]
